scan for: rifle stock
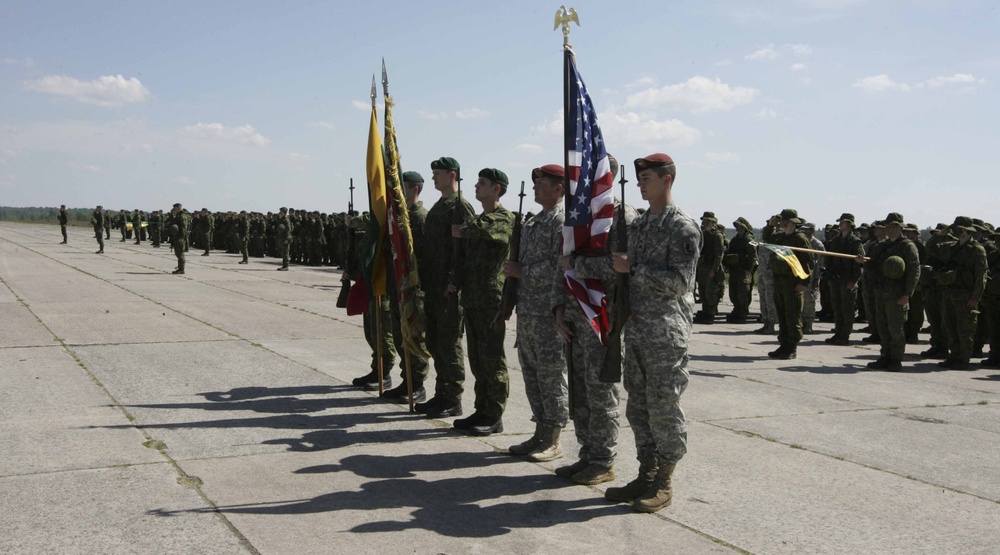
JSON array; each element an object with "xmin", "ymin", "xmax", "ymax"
[{"xmin": 599, "ymin": 169, "xmax": 630, "ymax": 383}]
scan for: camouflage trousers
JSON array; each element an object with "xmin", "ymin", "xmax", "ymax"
[
  {"xmin": 239, "ymin": 238, "xmax": 248, "ymax": 262},
  {"xmin": 728, "ymin": 270, "xmax": 753, "ymax": 320},
  {"xmin": 623, "ymin": 319, "xmax": 689, "ymax": 464},
  {"xmin": 95, "ymin": 229, "xmax": 104, "ymax": 251},
  {"xmin": 566, "ymin": 314, "xmax": 620, "ymax": 468},
  {"xmin": 923, "ymin": 285, "xmax": 944, "ymax": 350},
  {"xmin": 802, "ymin": 280, "xmax": 818, "ymax": 324},
  {"xmin": 774, "ymin": 277, "xmax": 804, "ymax": 346},
  {"xmin": 906, "ymin": 288, "xmax": 925, "ymax": 340},
  {"xmin": 173, "ymin": 238, "xmax": 185, "ymax": 270},
  {"xmin": 874, "ymin": 290, "xmax": 908, "ymax": 360},
  {"xmin": 517, "ymin": 314, "xmax": 568, "ymax": 428},
  {"xmin": 424, "ymin": 294, "xmax": 466, "ymax": 403},
  {"xmin": 756, "ymin": 268, "xmax": 777, "ymax": 324},
  {"xmin": 390, "ymin": 293, "xmax": 429, "ymax": 385},
  {"xmin": 697, "ymin": 267, "xmax": 724, "ymax": 316},
  {"xmin": 941, "ymin": 289, "xmax": 978, "ymax": 363},
  {"xmin": 363, "ymin": 296, "xmax": 396, "ymax": 375},
  {"xmin": 829, "ymin": 279, "xmax": 857, "ymax": 339},
  {"xmin": 464, "ymin": 307, "xmax": 509, "ymax": 420}
]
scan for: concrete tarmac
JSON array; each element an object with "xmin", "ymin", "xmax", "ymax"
[{"xmin": 2, "ymin": 221, "xmax": 998, "ymax": 554}]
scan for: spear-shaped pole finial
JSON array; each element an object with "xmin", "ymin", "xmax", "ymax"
[
  {"xmin": 370, "ymin": 74, "xmax": 377, "ymax": 108},
  {"xmin": 381, "ymin": 58, "xmax": 389, "ymax": 97}
]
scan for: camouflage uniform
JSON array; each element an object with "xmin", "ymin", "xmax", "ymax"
[
  {"xmin": 723, "ymin": 219, "xmax": 757, "ymax": 323},
  {"xmin": 824, "ymin": 222, "xmax": 865, "ymax": 341},
  {"xmin": 421, "ymin": 193, "xmax": 476, "ymax": 404},
  {"xmin": 237, "ymin": 213, "xmax": 250, "ymax": 263},
  {"xmin": 91, "ymin": 209, "xmax": 105, "ymax": 252},
  {"xmin": 458, "ymin": 205, "xmax": 514, "ymax": 420},
  {"xmin": 695, "ymin": 213, "xmax": 724, "ymax": 322},
  {"xmin": 623, "ymin": 204, "xmax": 701, "ymax": 465},
  {"xmin": 936, "ymin": 219, "xmax": 987, "ymax": 367},
  {"xmin": 387, "ymin": 202, "xmax": 430, "ymax": 386},
  {"xmin": 276, "ymin": 210, "xmax": 292, "ymax": 269},
  {"xmin": 757, "ymin": 224, "xmax": 779, "ymax": 327},
  {"xmin": 565, "ymin": 202, "xmax": 638, "ymax": 469},
  {"xmin": 170, "ymin": 207, "xmax": 188, "ymax": 272},
  {"xmin": 802, "ymin": 232, "xmax": 826, "ymax": 329},
  {"xmin": 865, "ymin": 215, "xmax": 920, "ymax": 367},
  {"xmin": 921, "ymin": 229, "xmax": 951, "ymax": 356},
  {"xmin": 770, "ymin": 220, "xmax": 814, "ymax": 353},
  {"xmin": 982, "ymin": 233, "xmax": 1000, "ymax": 367},
  {"xmin": 515, "ymin": 204, "xmax": 567, "ymax": 428}
]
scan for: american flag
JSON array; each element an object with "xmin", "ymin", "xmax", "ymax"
[{"xmin": 562, "ymin": 48, "xmax": 614, "ymax": 344}]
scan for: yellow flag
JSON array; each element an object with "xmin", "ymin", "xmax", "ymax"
[
  {"xmin": 365, "ymin": 106, "xmax": 387, "ymax": 297},
  {"xmin": 762, "ymin": 243, "xmax": 810, "ymax": 280}
]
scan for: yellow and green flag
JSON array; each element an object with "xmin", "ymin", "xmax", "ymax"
[
  {"xmin": 362, "ymin": 106, "xmax": 388, "ymax": 297},
  {"xmin": 760, "ymin": 243, "xmax": 810, "ymax": 280}
]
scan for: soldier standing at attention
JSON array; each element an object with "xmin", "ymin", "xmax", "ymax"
[
  {"xmin": 694, "ymin": 212, "xmax": 724, "ymax": 324},
  {"xmin": 58, "ymin": 205, "xmax": 69, "ymax": 243},
  {"xmin": 605, "ymin": 153, "xmax": 701, "ymax": 513},
  {"xmin": 937, "ymin": 216, "xmax": 987, "ymax": 370},
  {"xmin": 169, "ymin": 203, "xmax": 187, "ymax": 275},
  {"xmin": 449, "ymin": 168, "xmax": 514, "ymax": 436},
  {"xmin": 414, "ymin": 157, "xmax": 475, "ymax": 419},
  {"xmin": 132, "ymin": 209, "xmax": 143, "ymax": 244},
  {"xmin": 768, "ymin": 209, "xmax": 813, "ymax": 360},
  {"xmin": 863, "ymin": 213, "xmax": 920, "ymax": 371},
  {"xmin": 381, "ymin": 171, "xmax": 431, "ymax": 403},
  {"xmin": 237, "ymin": 211, "xmax": 250, "ymax": 264},
  {"xmin": 824, "ymin": 214, "xmax": 865, "ymax": 345},
  {"xmin": 91, "ymin": 205, "xmax": 105, "ymax": 253},
  {"xmin": 755, "ymin": 215, "xmax": 781, "ymax": 335},
  {"xmin": 723, "ymin": 217, "xmax": 757, "ymax": 323},
  {"xmin": 800, "ymin": 222, "xmax": 825, "ymax": 335},
  {"xmin": 505, "ymin": 165, "xmax": 567, "ymax": 461},
  {"xmin": 556, "ymin": 155, "xmax": 636, "ymax": 486},
  {"xmin": 276, "ymin": 207, "xmax": 291, "ymax": 271},
  {"xmin": 902, "ymin": 223, "xmax": 927, "ymax": 343}
]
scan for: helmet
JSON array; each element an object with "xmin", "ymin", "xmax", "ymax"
[{"xmin": 882, "ymin": 255, "xmax": 906, "ymax": 280}]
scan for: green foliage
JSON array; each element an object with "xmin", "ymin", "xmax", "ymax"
[{"xmin": 0, "ymin": 206, "xmax": 97, "ymax": 225}]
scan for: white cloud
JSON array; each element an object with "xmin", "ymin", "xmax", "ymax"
[
  {"xmin": 600, "ymin": 107, "xmax": 703, "ymax": 149},
  {"xmin": 418, "ymin": 110, "xmax": 448, "ymax": 120},
  {"xmin": 288, "ymin": 152, "xmax": 311, "ymax": 161},
  {"xmin": 309, "ymin": 121, "xmax": 336, "ymax": 130},
  {"xmin": 171, "ymin": 176, "xmax": 193, "ymax": 185},
  {"xmin": 625, "ymin": 76, "xmax": 657, "ymax": 89},
  {"xmin": 515, "ymin": 143, "xmax": 545, "ymax": 155},
  {"xmin": 746, "ymin": 45, "xmax": 778, "ymax": 61},
  {"xmin": 178, "ymin": 123, "xmax": 270, "ymax": 147},
  {"xmin": 3, "ymin": 57, "xmax": 35, "ymax": 67},
  {"xmin": 626, "ymin": 76, "xmax": 758, "ymax": 114},
  {"xmin": 852, "ymin": 74, "xmax": 909, "ymax": 92},
  {"xmin": 922, "ymin": 73, "xmax": 984, "ymax": 88},
  {"xmin": 454, "ymin": 108, "xmax": 489, "ymax": 120},
  {"xmin": 704, "ymin": 151, "xmax": 741, "ymax": 163},
  {"xmin": 81, "ymin": 164, "xmax": 102, "ymax": 172},
  {"xmin": 791, "ymin": 63, "xmax": 808, "ymax": 71},
  {"xmin": 23, "ymin": 74, "xmax": 150, "ymax": 107},
  {"xmin": 785, "ymin": 44, "xmax": 813, "ymax": 56},
  {"xmin": 715, "ymin": 59, "xmax": 733, "ymax": 67},
  {"xmin": 751, "ymin": 107, "xmax": 780, "ymax": 120},
  {"xmin": 351, "ymin": 100, "xmax": 372, "ymax": 111}
]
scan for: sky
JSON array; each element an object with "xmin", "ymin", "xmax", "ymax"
[{"xmin": 2, "ymin": 0, "xmax": 998, "ymax": 228}]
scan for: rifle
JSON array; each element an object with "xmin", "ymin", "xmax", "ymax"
[
  {"xmin": 600, "ymin": 167, "xmax": 631, "ymax": 383},
  {"xmin": 337, "ymin": 178, "xmax": 358, "ymax": 308},
  {"xmin": 446, "ymin": 168, "xmax": 464, "ymax": 313},
  {"xmin": 494, "ymin": 180, "xmax": 526, "ymax": 328}
]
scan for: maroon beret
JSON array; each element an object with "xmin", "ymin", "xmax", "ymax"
[
  {"xmin": 634, "ymin": 153, "xmax": 675, "ymax": 172},
  {"xmin": 532, "ymin": 164, "xmax": 565, "ymax": 180}
]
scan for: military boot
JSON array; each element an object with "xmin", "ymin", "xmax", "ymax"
[
  {"xmin": 867, "ymin": 356, "xmax": 889, "ymax": 370},
  {"xmin": 753, "ymin": 323, "xmax": 775, "ymax": 335},
  {"xmin": 526, "ymin": 425, "xmax": 563, "ymax": 462},
  {"xmin": 555, "ymin": 459, "xmax": 589, "ymax": 478},
  {"xmin": 508, "ymin": 423, "xmax": 543, "ymax": 456},
  {"xmin": 571, "ymin": 463, "xmax": 615, "ymax": 485},
  {"xmin": 633, "ymin": 461, "xmax": 676, "ymax": 513},
  {"xmin": 605, "ymin": 456, "xmax": 659, "ymax": 503}
]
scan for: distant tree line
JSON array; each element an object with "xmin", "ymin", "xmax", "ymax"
[{"xmin": 0, "ymin": 206, "xmax": 96, "ymax": 226}]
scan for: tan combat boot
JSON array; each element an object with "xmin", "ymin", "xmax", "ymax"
[
  {"xmin": 632, "ymin": 461, "xmax": 676, "ymax": 513},
  {"xmin": 570, "ymin": 463, "xmax": 615, "ymax": 485},
  {"xmin": 526, "ymin": 425, "xmax": 563, "ymax": 462},
  {"xmin": 508, "ymin": 422, "xmax": 542, "ymax": 456},
  {"xmin": 605, "ymin": 456, "xmax": 659, "ymax": 503}
]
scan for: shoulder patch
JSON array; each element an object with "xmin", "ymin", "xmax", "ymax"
[{"xmin": 683, "ymin": 239, "xmax": 697, "ymax": 256}]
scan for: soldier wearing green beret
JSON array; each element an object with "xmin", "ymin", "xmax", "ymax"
[
  {"xmin": 414, "ymin": 157, "xmax": 476, "ymax": 419},
  {"xmin": 935, "ymin": 216, "xmax": 987, "ymax": 370},
  {"xmin": 862, "ymin": 212, "xmax": 920, "ymax": 371},
  {"xmin": 447, "ymin": 167, "xmax": 514, "ymax": 436}
]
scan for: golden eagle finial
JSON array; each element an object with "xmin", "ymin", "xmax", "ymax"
[{"xmin": 554, "ymin": 6, "xmax": 581, "ymax": 46}]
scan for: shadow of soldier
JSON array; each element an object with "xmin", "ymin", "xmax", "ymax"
[{"xmin": 151, "ymin": 451, "xmax": 624, "ymax": 537}]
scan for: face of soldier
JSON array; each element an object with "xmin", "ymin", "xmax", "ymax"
[
  {"xmin": 840, "ymin": 220, "xmax": 853, "ymax": 235},
  {"xmin": 431, "ymin": 169, "xmax": 455, "ymax": 193},
  {"xmin": 636, "ymin": 169, "xmax": 668, "ymax": 203},
  {"xmin": 474, "ymin": 177, "xmax": 500, "ymax": 203},
  {"xmin": 885, "ymin": 223, "xmax": 902, "ymax": 240},
  {"xmin": 532, "ymin": 176, "xmax": 562, "ymax": 209},
  {"xmin": 782, "ymin": 220, "xmax": 797, "ymax": 235}
]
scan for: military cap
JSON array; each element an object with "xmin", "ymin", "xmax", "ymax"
[
  {"xmin": 96, "ymin": 205, "xmax": 103, "ymax": 209},
  {"xmin": 478, "ymin": 168, "xmax": 509, "ymax": 186},
  {"xmin": 633, "ymin": 153, "xmax": 674, "ymax": 173},
  {"xmin": 779, "ymin": 208, "xmax": 802, "ymax": 224},
  {"xmin": 837, "ymin": 213, "xmax": 856, "ymax": 225},
  {"xmin": 934, "ymin": 223, "xmax": 949, "ymax": 231},
  {"xmin": 173, "ymin": 203, "xmax": 182, "ymax": 208},
  {"xmin": 402, "ymin": 171, "xmax": 424, "ymax": 184},
  {"xmin": 984, "ymin": 222, "xmax": 995, "ymax": 232},
  {"xmin": 883, "ymin": 212, "xmax": 905, "ymax": 226},
  {"xmin": 532, "ymin": 164, "xmax": 565, "ymax": 180},
  {"xmin": 801, "ymin": 222, "xmax": 816, "ymax": 231},
  {"xmin": 733, "ymin": 217, "xmax": 751, "ymax": 230},
  {"xmin": 904, "ymin": 222, "xmax": 919, "ymax": 231},
  {"xmin": 279, "ymin": 206, "xmax": 287, "ymax": 212},
  {"xmin": 701, "ymin": 211, "xmax": 717, "ymax": 221},
  {"xmin": 972, "ymin": 217, "xmax": 985, "ymax": 226},
  {"xmin": 951, "ymin": 215, "xmax": 976, "ymax": 233},
  {"xmin": 858, "ymin": 223, "xmax": 870, "ymax": 231},
  {"xmin": 872, "ymin": 220, "xmax": 885, "ymax": 229},
  {"xmin": 430, "ymin": 156, "xmax": 460, "ymax": 171}
]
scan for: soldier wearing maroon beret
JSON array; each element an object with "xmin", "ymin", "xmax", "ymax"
[{"xmin": 604, "ymin": 152, "xmax": 701, "ymax": 513}]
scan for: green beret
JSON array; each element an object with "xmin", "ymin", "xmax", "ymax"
[
  {"xmin": 402, "ymin": 171, "xmax": 424, "ymax": 184},
  {"xmin": 431, "ymin": 157, "xmax": 460, "ymax": 171},
  {"xmin": 478, "ymin": 168, "xmax": 509, "ymax": 186}
]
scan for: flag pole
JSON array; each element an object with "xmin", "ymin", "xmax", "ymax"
[{"xmin": 753, "ymin": 241, "xmax": 869, "ymax": 261}]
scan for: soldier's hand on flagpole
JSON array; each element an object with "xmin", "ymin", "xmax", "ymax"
[
  {"xmin": 504, "ymin": 261, "xmax": 523, "ymax": 278},
  {"xmin": 612, "ymin": 252, "xmax": 631, "ymax": 274},
  {"xmin": 854, "ymin": 254, "xmax": 865, "ymax": 264}
]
